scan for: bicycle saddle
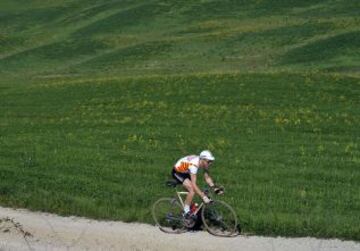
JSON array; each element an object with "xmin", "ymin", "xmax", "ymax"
[{"xmin": 166, "ymin": 180, "xmax": 179, "ymax": 187}]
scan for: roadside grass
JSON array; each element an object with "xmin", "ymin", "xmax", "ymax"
[{"xmin": 0, "ymin": 73, "xmax": 359, "ymax": 240}]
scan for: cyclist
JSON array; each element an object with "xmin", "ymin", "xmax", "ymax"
[{"xmin": 171, "ymin": 150, "xmax": 224, "ymax": 218}]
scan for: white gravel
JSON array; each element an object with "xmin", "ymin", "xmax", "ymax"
[{"xmin": 0, "ymin": 206, "xmax": 359, "ymax": 251}]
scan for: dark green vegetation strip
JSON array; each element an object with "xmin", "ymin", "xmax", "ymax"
[
  {"xmin": 1, "ymin": 0, "xmax": 359, "ymax": 77},
  {"xmin": 0, "ymin": 73, "xmax": 359, "ymax": 240}
]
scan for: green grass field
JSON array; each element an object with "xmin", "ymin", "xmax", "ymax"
[{"xmin": 0, "ymin": 0, "xmax": 359, "ymax": 240}]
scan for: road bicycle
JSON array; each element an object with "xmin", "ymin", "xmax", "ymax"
[{"xmin": 152, "ymin": 180, "xmax": 239, "ymax": 237}]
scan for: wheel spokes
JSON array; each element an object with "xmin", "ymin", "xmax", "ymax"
[
  {"xmin": 152, "ymin": 198, "xmax": 186, "ymax": 234},
  {"xmin": 201, "ymin": 200, "xmax": 238, "ymax": 237}
]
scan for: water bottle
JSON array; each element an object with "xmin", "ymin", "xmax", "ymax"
[{"xmin": 190, "ymin": 202, "xmax": 198, "ymax": 213}]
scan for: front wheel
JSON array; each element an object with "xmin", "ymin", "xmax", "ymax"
[
  {"xmin": 152, "ymin": 198, "xmax": 187, "ymax": 234},
  {"xmin": 201, "ymin": 200, "xmax": 238, "ymax": 237}
]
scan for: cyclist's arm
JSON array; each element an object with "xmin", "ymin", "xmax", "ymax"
[
  {"xmin": 204, "ymin": 170, "xmax": 215, "ymax": 187},
  {"xmin": 190, "ymin": 173, "xmax": 207, "ymax": 198}
]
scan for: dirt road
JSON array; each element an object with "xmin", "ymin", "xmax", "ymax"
[{"xmin": 0, "ymin": 206, "xmax": 359, "ymax": 251}]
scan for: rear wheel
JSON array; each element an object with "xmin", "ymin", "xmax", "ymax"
[
  {"xmin": 201, "ymin": 200, "xmax": 238, "ymax": 237},
  {"xmin": 152, "ymin": 198, "xmax": 186, "ymax": 234}
]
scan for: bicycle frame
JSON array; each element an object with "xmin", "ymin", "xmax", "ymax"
[{"xmin": 175, "ymin": 190, "xmax": 204, "ymax": 215}]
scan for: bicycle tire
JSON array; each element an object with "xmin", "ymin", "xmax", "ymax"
[
  {"xmin": 201, "ymin": 200, "xmax": 238, "ymax": 237},
  {"xmin": 152, "ymin": 197, "xmax": 187, "ymax": 234}
]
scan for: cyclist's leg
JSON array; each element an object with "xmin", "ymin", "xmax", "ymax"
[
  {"xmin": 171, "ymin": 169, "xmax": 193, "ymax": 214},
  {"xmin": 182, "ymin": 179, "xmax": 195, "ymax": 214}
]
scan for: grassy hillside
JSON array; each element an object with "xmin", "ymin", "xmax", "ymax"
[
  {"xmin": 0, "ymin": 0, "xmax": 359, "ymax": 241},
  {"xmin": 1, "ymin": 73, "xmax": 359, "ymax": 240},
  {"xmin": 0, "ymin": 0, "xmax": 359, "ymax": 77}
]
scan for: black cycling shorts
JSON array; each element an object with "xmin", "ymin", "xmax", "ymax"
[{"xmin": 172, "ymin": 168, "xmax": 191, "ymax": 184}]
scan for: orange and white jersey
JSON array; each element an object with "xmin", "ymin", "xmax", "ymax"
[{"xmin": 174, "ymin": 155, "xmax": 199, "ymax": 174}]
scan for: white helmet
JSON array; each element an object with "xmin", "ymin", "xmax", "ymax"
[{"xmin": 199, "ymin": 150, "xmax": 215, "ymax": 161}]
